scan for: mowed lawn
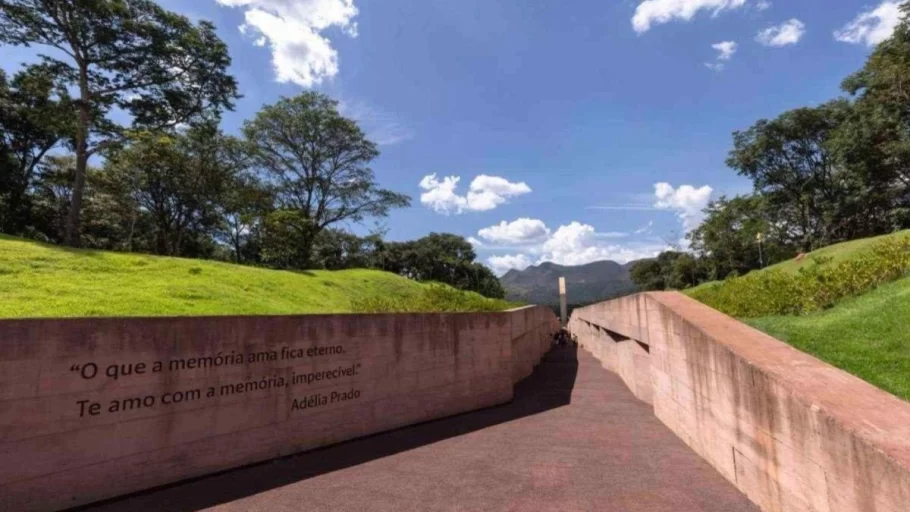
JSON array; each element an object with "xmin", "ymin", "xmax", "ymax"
[
  {"xmin": 748, "ymin": 276, "xmax": 910, "ymax": 401},
  {"xmin": 0, "ymin": 235, "xmax": 430, "ymax": 318}
]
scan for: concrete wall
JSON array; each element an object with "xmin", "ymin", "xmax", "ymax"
[
  {"xmin": 0, "ymin": 306, "xmax": 558, "ymax": 511},
  {"xmin": 570, "ymin": 292, "xmax": 910, "ymax": 512}
]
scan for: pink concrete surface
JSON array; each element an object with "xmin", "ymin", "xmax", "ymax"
[
  {"xmin": 82, "ymin": 346, "xmax": 757, "ymax": 512},
  {"xmin": 0, "ymin": 307, "xmax": 558, "ymax": 511},
  {"xmin": 570, "ymin": 292, "xmax": 910, "ymax": 512}
]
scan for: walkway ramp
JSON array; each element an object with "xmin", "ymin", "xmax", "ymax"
[{"xmin": 87, "ymin": 346, "xmax": 756, "ymax": 512}]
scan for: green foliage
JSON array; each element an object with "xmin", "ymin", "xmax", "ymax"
[
  {"xmin": 0, "ymin": 235, "xmax": 507, "ymax": 318},
  {"xmin": 0, "ymin": 0, "xmax": 240, "ymax": 245},
  {"xmin": 350, "ymin": 284, "xmax": 516, "ymax": 313},
  {"xmin": 243, "ymin": 92, "xmax": 410, "ymax": 268},
  {"xmin": 688, "ymin": 236, "xmax": 910, "ymax": 317},
  {"xmin": 629, "ymin": 251, "xmax": 704, "ymax": 291},
  {"xmin": 688, "ymin": 195, "xmax": 794, "ymax": 280}
]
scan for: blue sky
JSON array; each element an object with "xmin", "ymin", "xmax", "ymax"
[{"xmin": 4, "ymin": 0, "xmax": 905, "ymax": 273}]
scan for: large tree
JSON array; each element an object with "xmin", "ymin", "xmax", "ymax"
[
  {"xmin": 837, "ymin": 3, "xmax": 910, "ymax": 230},
  {"xmin": 244, "ymin": 92, "xmax": 410, "ymax": 268},
  {"xmin": 726, "ymin": 100, "xmax": 853, "ymax": 251},
  {"xmin": 0, "ymin": 0, "xmax": 239, "ymax": 246},
  {"xmin": 0, "ymin": 65, "xmax": 71, "ymax": 234}
]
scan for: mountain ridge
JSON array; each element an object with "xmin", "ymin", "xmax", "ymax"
[{"xmin": 500, "ymin": 259, "xmax": 643, "ymax": 306}]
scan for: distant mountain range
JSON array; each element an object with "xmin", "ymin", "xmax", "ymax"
[{"xmin": 500, "ymin": 260, "xmax": 642, "ymax": 307}]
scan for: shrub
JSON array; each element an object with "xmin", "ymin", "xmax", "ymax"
[
  {"xmin": 688, "ymin": 237, "xmax": 910, "ymax": 317},
  {"xmin": 350, "ymin": 284, "xmax": 518, "ymax": 313}
]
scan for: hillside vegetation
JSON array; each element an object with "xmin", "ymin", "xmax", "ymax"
[
  {"xmin": 0, "ymin": 236, "xmax": 513, "ymax": 318},
  {"xmin": 748, "ymin": 276, "xmax": 910, "ymax": 400},
  {"xmin": 686, "ymin": 230, "xmax": 910, "ymax": 317},
  {"xmin": 683, "ymin": 230, "xmax": 910, "ymax": 400}
]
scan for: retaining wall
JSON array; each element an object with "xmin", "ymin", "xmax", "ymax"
[
  {"xmin": 0, "ymin": 306, "xmax": 558, "ymax": 511},
  {"xmin": 570, "ymin": 292, "xmax": 910, "ymax": 512}
]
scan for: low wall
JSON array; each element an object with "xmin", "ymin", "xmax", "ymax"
[
  {"xmin": 570, "ymin": 292, "xmax": 910, "ymax": 512},
  {"xmin": 0, "ymin": 306, "xmax": 558, "ymax": 511}
]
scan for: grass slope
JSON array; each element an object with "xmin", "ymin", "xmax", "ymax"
[
  {"xmin": 686, "ymin": 229, "xmax": 910, "ymax": 296},
  {"xmin": 748, "ymin": 276, "xmax": 910, "ymax": 401},
  {"xmin": 0, "ymin": 235, "xmax": 435, "ymax": 318}
]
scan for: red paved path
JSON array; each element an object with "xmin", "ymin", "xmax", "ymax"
[{"xmin": 84, "ymin": 347, "xmax": 757, "ymax": 512}]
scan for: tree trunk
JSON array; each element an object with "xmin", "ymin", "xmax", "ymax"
[
  {"xmin": 65, "ymin": 64, "xmax": 92, "ymax": 247},
  {"xmin": 64, "ymin": 150, "xmax": 88, "ymax": 246}
]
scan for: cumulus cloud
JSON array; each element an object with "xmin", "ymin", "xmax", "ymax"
[
  {"xmin": 216, "ymin": 0, "xmax": 359, "ymax": 87},
  {"xmin": 419, "ymin": 174, "xmax": 532, "ymax": 215},
  {"xmin": 835, "ymin": 1, "xmax": 903, "ymax": 47},
  {"xmin": 705, "ymin": 40, "xmax": 737, "ymax": 71},
  {"xmin": 632, "ymin": 0, "xmax": 748, "ymax": 33},
  {"xmin": 478, "ymin": 218, "xmax": 550, "ymax": 245},
  {"xmin": 756, "ymin": 19, "xmax": 806, "ymax": 47},
  {"xmin": 653, "ymin": 182, "xmax": 713, "ymax": 232},
  {"xmin": 538, "ymin": 222, "xmax": 663, "ymax": 266},
  {"xmin": 487, "ymin": 254, "xmax": 533, "ymax": 275}
]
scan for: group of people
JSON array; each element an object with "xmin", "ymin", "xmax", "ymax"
[{"xmin": 552, "ymin": 328, "xmax": 576, "ymax": 347}]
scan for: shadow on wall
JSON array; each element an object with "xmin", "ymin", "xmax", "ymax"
[{"xmin": 78, "ymin": 346, "xmax": 580, "ymax": 512}]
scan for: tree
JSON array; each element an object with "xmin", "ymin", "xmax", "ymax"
[
  {"xmin": 0, "ymin": 0, "xmax": 239, "ymax": 246},
  {"xmin": 726, "ymin": 100, "xmax": 853, "ymax": 251},
  {"xmin": 838, "ymin": 3, "xmax": 910, "ymax": 231},
  {"xmin": 102, "ymin": 123, "xmax": 238, "ymax": 257},
  {"xmin": 243, "ymin": 92, "xmax": 410, "ymax": 268},
  {"xmin": 215, "ymin": 172, "xmax": 271, "ymax": 264},
  {"xmin": 0, "ymin": 65, "xmax": 71, "ymax": 234},
  {"xmin": 689, "ymin": 195, "xmax": 795, "ymax": 280},
  {"xmin": 629, "ymin": 251, "xmax": 704, "ymax": 291}
]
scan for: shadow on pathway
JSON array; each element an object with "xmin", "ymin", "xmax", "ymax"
[{"xmin": 82, "ymin": 345, "xmax": 757, "ymax": 512}]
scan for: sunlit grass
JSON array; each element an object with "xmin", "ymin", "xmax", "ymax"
[
  {"xmin": 0, "ymin": 235, "xmax": 441, "ymax": 318},
  {"xmin": 748, "ymin": 276, "xmax": 910, "ymax": 401}
]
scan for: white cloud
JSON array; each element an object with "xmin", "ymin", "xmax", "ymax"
[
  {"xmin": 467, "ymin": 236, "xmax": 484, "ymax": 247},
  {"xmin": 488, "ymin": 254, "xmax": 533, "ymax": 275},
  {"xmin": 538, "ymin": 222, "xmax": 663, "ymax": 266},
  {"xmin": 419, "ymin": 174, "xmax": 532, "ymax": 215},
  {"xmin": 835, "ymin": 1, "xmax": 903, "ymax": 47},
  {"xmin": 632, "ymin": 0, "xmax": 748, "ymax": 33},
  {"xmin": 705, "ymin": 40, "xmax": 737, "ymax": 71},
  {"xmin": 756, "ymin": 0, "xmax": 772, "ymax": 11},
  {"xmin": 338, "ymin": 100, "xmax": 414, "ymax": 146},
  {"xmin": 653, "ymin": 182, "xmax": 713, "ymax": 232},
  {"xmin": 216, "ymin": 0, "xmax": 359, "ymax": 87},
  {"xmin": 756, "ymin": 19, "xmax": 806, "ymax": 47},
  {"xmin": 713, "ymin": 41, "xmax": 738, "ymax": 60},
  {"xmin": 478, "ymin": 218, "xmax": 550, "ymax": 245}
]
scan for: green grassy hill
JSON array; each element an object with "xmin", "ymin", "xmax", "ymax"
[
  {"xmin": 683, "ymin": 230, "xmax": 910, "ymax": 401},
  {"xmin": 687, "ymin": 229, "xmax": 910, "ymax": 296},
  {"xmin": 0, "ymin": 235, "xmax": 510, "ymax": 318},
  {"xmin": 748, "ymin": 276, "xmax": 910, "ymax": 400}
]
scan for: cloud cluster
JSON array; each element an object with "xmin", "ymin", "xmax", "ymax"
[
  {"xmin": 835, "ymin": 0, "xmax": 903, "ymax": 47},
  {"xmin": 756, "ymin": 19, "xmax": 806, "ymax": 47},
  {"xmin": 653, "ymin": 182, "xmax": 713, "ymax": 232},
  {"xmin": 216, "ymin": 0, "xmax": 359, "ymax": 87},
  {"xmin": 478, "ymin": 218, "xmax": 550, "ymax": 244},
  {"xmin": 419, "ymin": 174, "xmax": 532, "ymax": 215},
  {"xmin": 480, "ymin": 219, "xmax": 663, "ymax": 275},
  {"xmin": 632, "ymin": 0, "xmax": 748, "ymax": 33}
]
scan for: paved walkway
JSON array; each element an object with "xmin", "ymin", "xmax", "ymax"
[{"xmin": 85, "ymin": 347, "xmax": 757, "ymax": 512}]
